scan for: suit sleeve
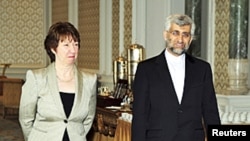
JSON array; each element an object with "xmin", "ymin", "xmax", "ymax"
[
  {"xmin": 83, "ymin": 73, "xmax": 97, "ymax": 136},
  {"xmin": 19, "ymin": 70, "xmax": 38, "ymax": 141},
  {"xmin": 202, "ymin": 64, "xmax": 221, "ymax": 130},
  {"xmin": 132, "ymin": 62, "xmax": 149, "ymax": 141}
]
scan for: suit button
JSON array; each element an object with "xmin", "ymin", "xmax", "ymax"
[
  {"xmin": 64, "ymin": 120, "xmax": 68, "ymax": 123},
  {"xmin": 178, "ymin": 109, "xmax": 183, "ymax": 113}
]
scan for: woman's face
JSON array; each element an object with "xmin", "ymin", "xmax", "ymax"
[
  {"xmin": 53, "ymin": 36, "xmax": 79, "ymax": 65},
  {"xmin": 163, "ymin": 23, "xmax": 193, "ymax": 56}
]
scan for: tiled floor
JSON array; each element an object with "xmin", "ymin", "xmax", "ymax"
[
  {"xmin": 0, "ymin": 102, "xmax": 24, "ymax": 141},
  {"xmin": 0, "ymin": 117, "xmax": 24, "ymax": 141}
]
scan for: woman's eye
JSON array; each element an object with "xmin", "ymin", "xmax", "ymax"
[{"xmin": 74, "ymin": 42, "xmax": 79, "ymax": 46}]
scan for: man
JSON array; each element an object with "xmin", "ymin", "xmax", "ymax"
[{"xmin": 131, "ymin": 14, "xmax": 221, "ymax": 141}]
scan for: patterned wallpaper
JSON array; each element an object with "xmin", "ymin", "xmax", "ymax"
[
  {"xmin": 123, "ymin": 0, "xmax": 132, "ymax": 54},
  {"xmin": 0, "ymin": 0, "xmax": 46, "ymax": 68},
  {"xmin": 52, "ymin": 0, "xmax": 68, "ymax": 24},
  {"xmin": 112, "ymin": 0, "xmax": 132, "ymax": 61},
  {"xmin": 0, "ymin": 0, "xmax": 235, "ymax": 91},
  {"xmin": 78, "ymin": 0, "xmax": 99, "ymax": 70},
  {"xmin": 112, "ymin": 0, "xmax": 120, "ymax": 60},
  {"xmin": 214, "ymin": 0, "xmax": 230, "ymax": 93}
]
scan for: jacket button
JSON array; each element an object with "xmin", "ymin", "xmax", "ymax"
[
  {"xmin": 178, "ymin": 109, "xmax": 183, "ymax": 113},
  {"xmin": 64, "ymin": 120, "xmax": 68, "ymax": 123}
]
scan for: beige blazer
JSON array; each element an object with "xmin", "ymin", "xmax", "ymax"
[{"xmin": 19, "ymin": 63, "xmax": 97, "ymax": 141}]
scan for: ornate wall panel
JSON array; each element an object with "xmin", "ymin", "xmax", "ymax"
[
  {"xmin": 123, "ymin": 0, "xmax": 132, "ymax": 52},
  {"xmin": 78, "ymin": 0, "xmax": 99, "ymax": 70},
  {"xmin": 52, "ymin": 0, "xmax": 68, "ymax": 24},
  {"xmin": 0, "ymin": 0, "xmax": 46, "ymax": 68},
  {"xmin": 112, "ymin": 0, "xmax": 132, "ymax": 61},
  {"xmin": 214, "ymin": 0, "xmax": 230, "ymax": 93},
  {"xmin": 112, "ymin": 0, "xmax": 120, "ymax": 60}
]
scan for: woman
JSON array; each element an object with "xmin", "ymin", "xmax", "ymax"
[{"xmin": 19, "ymin": 22, "xmax": 97, "ymax": 141}]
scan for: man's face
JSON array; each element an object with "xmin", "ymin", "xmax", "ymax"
[{"xmin": 163, "ymin": 23, "xmax": 193, "ymax": 56}]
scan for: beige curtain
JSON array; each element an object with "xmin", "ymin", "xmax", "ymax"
[{"xmin": 113, "ymin": 119, "xmax": 131, "ymax": 141}]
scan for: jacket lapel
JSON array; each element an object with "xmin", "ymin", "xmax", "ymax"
[
  {"xmin": 155, "ymin": 50, "xmax": 179, "ymax": 103},
  {"xmin": 47, "ymin": 63, "xmax": 66, "ymax": 118},
  {"xmin": 69, "ymin": 66, "xmax": 83, "ymax": 118},
  {"xmin": 182, "ymin": 54, "xmax": 195, "ymax": 103}
]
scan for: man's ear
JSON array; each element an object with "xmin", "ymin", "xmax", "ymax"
[
  {"xmin": 189, "ymin": 37, "xmax": 193, "ymax": 44},
  {"xmin": 163, "ymin": 31, "xmax": 168, "ymax": 40}
]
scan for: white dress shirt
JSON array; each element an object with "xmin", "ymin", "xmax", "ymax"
[{"xmin": 165, "ymin": 50, "xmax": 185, "ymax": 104}]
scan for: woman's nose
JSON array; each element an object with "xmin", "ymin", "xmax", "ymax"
[{"xmin": 69, "ymin": 43, "xmax": 77, "ymax": 52}]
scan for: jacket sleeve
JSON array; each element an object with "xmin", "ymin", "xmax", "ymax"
[
  {"xmin": 19, "ymin": 70, "xmax": 38, "ymax": 141},
  {"xmin": 131, "ymin": 63, "xmax": 149, "ymax": 141},
  {"xmin": 202, "ymin": 64, "xmax": 221, "ymax": 130},
  {"xmin": 82, "ymin": 73, "xmax": 97, "ymax": 137}
]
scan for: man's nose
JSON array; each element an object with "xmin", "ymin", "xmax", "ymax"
[{"xmin": 177, "ymin": 34, "xmax": 184, "ymax": 42}]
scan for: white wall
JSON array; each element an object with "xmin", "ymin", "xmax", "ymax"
[
  {"xmin": 99, "ymin": 0, "xmax": 186, "ymax": 89},
  {"xmin": 134, "ymin": 0, "xmax": 185, "ymax": 59}
]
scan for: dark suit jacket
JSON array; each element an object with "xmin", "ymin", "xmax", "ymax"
[{"xmin": 131, "ymin": 50, "xmax": 221, "ymax": 141}]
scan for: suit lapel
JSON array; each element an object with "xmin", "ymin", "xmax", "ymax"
[
  {"xmin": 155, "ymin": 51, "xmax": 197, "ymax": 105},
  {"xmin": 47, "ymin": 63, "xmax": 66, "ymax": 118},
  {"xmin": 69, "ymin": 66, "xmax": 83, "ymax": 118},
  {"xmin": 182, "ymin": 54, "xmax": 195, "ymax": 103},
  {"xmin": 155, "ymin": 51, "xmax": 179, "ymax": 103}
]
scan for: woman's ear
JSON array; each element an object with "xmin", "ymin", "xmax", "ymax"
[{"xmin": 51, "ymin": 48, "xmax": 56, "ymax": 54}]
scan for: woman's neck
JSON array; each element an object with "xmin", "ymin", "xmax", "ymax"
[{"xmin": 55, "ymin": 63, "xmax": 75, "ymax": 82}]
